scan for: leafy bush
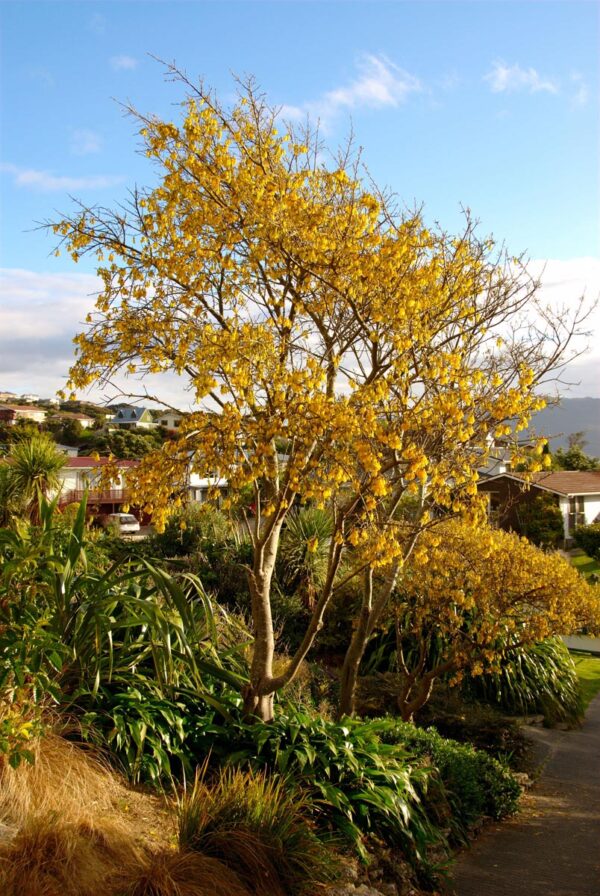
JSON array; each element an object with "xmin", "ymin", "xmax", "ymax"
[
  {"xmin": 179, "ymin": 764, "xmax": 338, "ymax": 896},
  {"xmin": 0, "ymin": 495, "xmax": 249, "ymax": 782},
  {"xmin": 276, "ymin": 507, "xmax": 333, "ymax": 607},
  {"xmin": 573, "ymin": 523, "xmax": 600, "ymax": 561},
  {"xmin": 517, "ymin": 494, "xmax": 564, "ymax": 547},
  {"xmin": 150, "ymin": 504, "xmax": 233, "ymax": 559},
  {"xmin": 187, "ymin": 707, "xmax": 441, "ymax": 869},
  {"xmin": 370, "ymin": 718, "xmax": 521, "ymax": 838},
  {"xmin": 466, "ymin": 638, "xmax": 583, "ymax": 726}
]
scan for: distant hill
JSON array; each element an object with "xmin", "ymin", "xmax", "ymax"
[{"xmin": 526, "ymin": 398, "xmax": 600, "ymax": 457}]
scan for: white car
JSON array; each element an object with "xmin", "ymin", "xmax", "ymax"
[{"xmin": 103, "ymin": 512, "xmax": 140, "ymax": 534}]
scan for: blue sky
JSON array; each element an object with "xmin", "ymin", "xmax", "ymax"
[{"xmin": 1, "ymin": 0, "xmax": 599, "ymax": 401}]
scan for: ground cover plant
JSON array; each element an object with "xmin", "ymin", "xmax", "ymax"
[
  {"xmin": 370, "ymin": 719, "xmax": 521, "ymax": 837},
  {"xmin": 0, "ymin": 729, "xmax": 334, "ymax": 896},
  {"xmin": 178, "ymin": 764, "xmax": 339, "ymax": 896},
  {"xmin": 184, "ymin": 701, "xmax": 522, "ymax": 881}
]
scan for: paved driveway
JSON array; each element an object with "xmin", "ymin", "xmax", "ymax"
[{"xmin": 451, "ymin": 694, "xmax": 600, "ymax": 896}]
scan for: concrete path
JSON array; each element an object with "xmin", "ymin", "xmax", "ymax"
[{"xmin": 451, "ymin": 694, "xmax": 600, "ymax": 896}]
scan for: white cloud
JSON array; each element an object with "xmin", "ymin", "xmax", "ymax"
[
  {"xmin": 109, "ymin": 55, "xmax": 138, "ymax": 71},
  {"xmin": 280, "ymin": 54, "xmax": 422, "ymax": 128},
  {"xmin": 570, "ymin": 73, "xmax": 589, "ymax": 108},
  {"xmin": 0, "ymin": 269, "xmax": 194, "ymax": 407},
  {"xmin": 1, "ymin": 261, "xmax": 598, "ymax": 405},
  {"xmin": 89, "ymin": 13, "xmax": 106, "ymax": 36},
  {"xmin": 525, "ymin": 257, "xmax": 600, "ymax": 397},
  {"xmin": 1, "ymin": 162, "xmax": 124, "ymax": 192},
  {"xmin": 485, "ymin": 61, "xmax": 559, "ymax": 95},
  {"xmin": 70, "ymin": 129, "xmax": 102, "ymax": 156}
]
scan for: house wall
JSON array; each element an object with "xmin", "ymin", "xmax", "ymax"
[
  {"xmin": 584, "ymin": 495, "xmax": 600, "ymax": 525},
  {"xmin": 558, "ymin": 495, "xmax": 570, "ymax": 538},
  {"xmin": 157, "ymin": 413, "xmax": 182, "ymax": 429},
  {"xmin": 478, "ymin": 477, "xmax": 552, "ymax": 532},
  {"xmin": 57, "ymin": 467, "xmax": 126, "ymax": 493}
]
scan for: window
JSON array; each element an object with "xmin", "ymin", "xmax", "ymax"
[{"xmin": 568, "ymin": 496, "xmax": 585, "ymax": 533}]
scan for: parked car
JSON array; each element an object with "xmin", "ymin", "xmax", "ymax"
[{"xmin": 101, "ymin": 512, "xmax": 141, "ymax": 534}]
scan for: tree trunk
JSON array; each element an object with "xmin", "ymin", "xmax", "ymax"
[
  {"xmin": 242, "ymin": 687, "xmax": 274, "ymax": 722},
  {"xmin": 243, "ymin": 522, "xmax": 282, "ymax": 722},
  {"xmin": 338, "ymin": 570, "xmax": 373, "ymax": 718}
]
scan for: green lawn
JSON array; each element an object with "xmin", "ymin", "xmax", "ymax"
[
  {"xmin": 569, "ymin": 549, "xmax": 600, "ymax": 579},
  {"xmin": 571, "ymin": 654, "xmax": 600, "ymax": 709}
]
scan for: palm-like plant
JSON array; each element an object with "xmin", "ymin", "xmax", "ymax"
[
  {"xmin": 6, "ymin": 433, "xmax": 65, "ymax": 520},
  {"xmin": 277, "ymin": 507, "xmax": 334, "ymax": 608}
]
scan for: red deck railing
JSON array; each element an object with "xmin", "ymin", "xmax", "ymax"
[{"xmin": 58, "ymin": 488, "xmax": 130, "ymax": 508}]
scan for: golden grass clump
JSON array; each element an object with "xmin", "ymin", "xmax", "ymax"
[
  {"xmin": 123, "ymin": 849, "xmax": 253, "ymax": 896},
  {"xmin": 0, "ymin": 732, "xmax": 121, "ymax": 831},
  {"xmin": 178, "ymin": 765, "xmax": 339, "ymax": 896},
  {"xmin": 0, "ymin": 812, "xmax": 142, "ymax": 896}
]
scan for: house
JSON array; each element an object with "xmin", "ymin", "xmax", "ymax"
[
  {"xmin": 188, "ymin": 470, "xmax": 229, "ymax": 503},
  {"xmin": 48, "ymin": 411, "xmax": 95, "ymax": 429},
  {"xmin": 0, "ymin": 404, "xmax": 47, "ymax": 426},
  {"xmin": 478, "ymin": 471, "xmax": 600, "ymax": 544},
  {"xmin": 56, "ymin": 456, "xmax": 139, "ymax": 514},
  {"xmin": 108, "ymin": 406, "xmax": 157, "ymax": 430},
  {"xmin": 0, "ymin": 391, "xmax": 17, "ymax": 402},
  {"xmin": 156, "ymin": 411, "xmax": 183, "ymax": 430},
  {"xmin": 20, "ymin": 393, "xmax": 40, "ymax": 404}
]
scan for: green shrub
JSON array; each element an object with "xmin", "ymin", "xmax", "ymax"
[
  {"xmin": 276, "ymin": 507, "xmax": 333, "ymax": 605},
  {"xmin": 149, "ymin": 504, "xmax": 231, "ymax": 557},
  {"xmin": 0, "ymin": 495, "xmax": 249, "ymax": 782},
  {"xmin": 573, "ymin": 523, "xmax": 600, "ymax": 561},
  {"xmin": 370, "ymin": 718, "xmax": 521, "ymax": 838},
  {"xmin": 179, "ymin": 764, "xmax": 339, "ymax": 896},
  {"xmin": 516, "ymin": 494, "xmax": 564, "ymax": 547}
]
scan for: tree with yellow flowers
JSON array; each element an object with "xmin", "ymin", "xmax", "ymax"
[
  {"xmin": 387, "ymin": 520, "xmax": 600, "ymax": 721},
  {"xmin": 51, "ymin": 66, "xmax": 587, "ymax": 721}
]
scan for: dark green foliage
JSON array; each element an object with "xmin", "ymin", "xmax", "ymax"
[
  {"xmin": 371, "ymin": 719, "xmax": 521, "ymax": 837},
  {"xmin": 466, "ymin": 638, "xmax": 583, "ymax": 726},
  {"xmin": 553, "ymin": 445, "xmax": 599, "ymax": 471},
  {"xmin": 517, "ymin": 494, "xmax": 564, "ymax": 547},
  {"xmin": 179, "ymin": 765, "xmax": 339, "ymax": 896},
  {"xmin": 83, "ymin": 427, "xmax": 165, "ymax": 459},
  {"xmin": 149, "ymin": 505, "xmax": 252, "ymax": 607},
  {"xmin": 572, "ymin": 523, "xmax": 600, "ymax": 561},
  {"xmin": 150, "ymin": 504, "xmax": 232, "ymax": 558},
  {"xmin": 276, "ymin": 507, "xmax": 333, "ymax": 606},
  {"xmin": 187, "ymin": 707, "xmax": 442, "ymax": 867}
]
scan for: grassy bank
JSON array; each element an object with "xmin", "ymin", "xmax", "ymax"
[{"xmin": 572, "ymin": 654, "xmax": 600, "ymax": 709}]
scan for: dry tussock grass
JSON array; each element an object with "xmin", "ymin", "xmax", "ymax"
[
  {"xmin": 124, "ymin": 849, "xmax": 253, "ymax": 896},
  {"xmin": 0, "ymin": 812, "xmax": 143, "ymax": 896},
  {"xmin": 0, "ymin": 734, "xmax": 259, "ymax": 896},
  {"xmin": 0, "ymin": 732, "xmax": 121, "ymax": 831}
]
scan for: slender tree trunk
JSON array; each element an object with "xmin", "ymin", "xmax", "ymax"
[
  {"xmin": 338, "ymin": 570, "xmax": 373, "ymax": 718},
  {"xmin": 338, "ymin": 563, "xmax": 401, "ymax": 719},
  {"xmin": 242, "ymin": 522, "xmax": 282, "ymax": 722}
]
